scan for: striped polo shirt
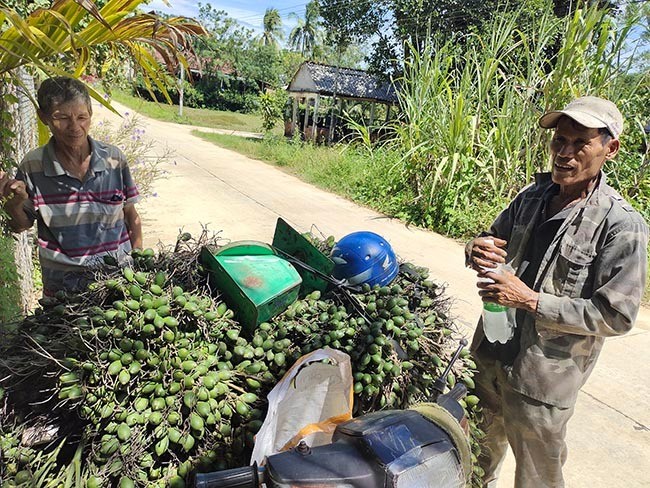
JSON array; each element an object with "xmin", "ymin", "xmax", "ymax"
[{"xmin": 16, "ymin": 136, "xmax": 140, "ymax": 293}]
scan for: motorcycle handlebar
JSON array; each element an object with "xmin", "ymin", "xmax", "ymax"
[
  {"xmin": 444, "ymin": 383, "xmax": 468, "ymax": 402},
  {"xmin": 194, "ymin": 464, "xmax": 260, "ymax": 488}
]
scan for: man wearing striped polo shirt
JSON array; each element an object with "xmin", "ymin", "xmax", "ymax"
[{"xmin": 0, "ymin": 77, "xmax": 142, "ymax": 296}]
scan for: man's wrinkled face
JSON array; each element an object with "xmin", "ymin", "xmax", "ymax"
[
  {"xmin": 549, "ymin": 116, "xmax": 619, "ymax": 194},
  {"xmin": 40, "ymin": 99, "xmax": 92, "ymax": 150}
]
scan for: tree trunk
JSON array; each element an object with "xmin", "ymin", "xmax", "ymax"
[{"xmin": 1, "ymin": 68, "xmax": 37, "ymax": 313}]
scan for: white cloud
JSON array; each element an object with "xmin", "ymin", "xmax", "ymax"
[
  {"xmin": 146, "ymin": 0, "xmax": 200, "ymax": 19},
  {"xmin": 146, "ymin": 1, "xmax": 263, "ymax": 25}
]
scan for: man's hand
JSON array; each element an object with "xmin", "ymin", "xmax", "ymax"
[
  {"xmin": 1, "ymin": 170, "xmax": 32, "ymax": 232},
  {"xmin": 0, "ymin": 171, "xmax": 28, "ymax": 208},
  {"xmin": 478, "ymin": 269, "xmax": 539, "ymax": 313},
  {"xmin": 466, "ymin": 236, "xmax": 508, "ymax": 272}
]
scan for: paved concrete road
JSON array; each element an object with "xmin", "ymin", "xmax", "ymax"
[{"xmin": 95, "ymin": 101, "xmax": 650, "ymax": 488}]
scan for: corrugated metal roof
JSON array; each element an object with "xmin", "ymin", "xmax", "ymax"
[{"xmin": 288, "ymin": 62, "xmax": 398, "ymax": 103}]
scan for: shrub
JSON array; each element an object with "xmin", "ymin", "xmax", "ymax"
[
  {"xmin": 259, "ymin": 89, "xmax": 289, "ymax": 133},
  {"xmin": 131, "ymin": 75, "xmax": 205, "ymax": 109},
  {"xmin": 91, "ymin": 113, "xmax": 171, "ymax": 198},
  {"xmin": 0, "ymin": 233, "xmax": 21, "ymax": 322}
]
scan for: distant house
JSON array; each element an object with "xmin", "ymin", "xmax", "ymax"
[{"xmin": 286, "ymin": 61, "xmax": 399, "ymax": 143}]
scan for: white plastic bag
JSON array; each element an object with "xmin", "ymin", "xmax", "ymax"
[{"xmin": 250, "ymin": 347, "xmax": 353, "ymax": 465}]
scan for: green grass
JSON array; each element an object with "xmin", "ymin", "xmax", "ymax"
[
  {"xmin": 192, "ymin": 129, "xmax": 497, "ymax": 236},
  {"xmin": 0, "ymin": 233, "xmax": 22, "ymax": 322},
  {"xmin": 192, "ymin": 131, "xmax": 369, "ymax": 194},
  {"xmin": 191, "ymin": 131, "xmax": 415, "ymax": 220},
  {"xmin": 111, "ymin": 90, "xmax": 266, "ymax": 133}
]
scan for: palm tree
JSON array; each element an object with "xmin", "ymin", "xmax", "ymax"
[
  {"xmin": 288, "ymin": 0, "xmax": 321, "ymax": 57},
  {"xmin": 260, "ymin": 7, "xmax": 283, "ymax": 48},
  {"xmin": 0, "ymin": 0, "xmax": 206, "ymax": 106}
]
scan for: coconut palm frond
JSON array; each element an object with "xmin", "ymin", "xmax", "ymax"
[{"xmin": 0, "ymin": 0, "xmax": 207, "ymax": 99}]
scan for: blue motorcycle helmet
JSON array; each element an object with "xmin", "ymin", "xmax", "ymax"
[{"xmin": 330, "ymin": 231, "xmax": 399, "ymax": 287}]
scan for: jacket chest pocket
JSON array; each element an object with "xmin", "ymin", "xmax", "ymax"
[
  {"xmin": 514, "ymin": 199, "xmax": 541, "ymax": 228},
  {"xmin": 553, "ymin": 238, "xmax": 596, "ymax": 298}
]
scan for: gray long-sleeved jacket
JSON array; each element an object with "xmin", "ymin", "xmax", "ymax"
[{"xmin": 471, "ymin": 172, "xmax": 648, "ymax": 408}]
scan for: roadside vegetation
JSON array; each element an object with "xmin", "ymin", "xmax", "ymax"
[
  {"xmin": 0, "ymin": 235, "xmax": 21, "ymax": 321},
  {"xmin": 91, "ymin": 113, "xmax": 173, "ymax": 198},
  {"xmin": 384, "ymin": 6, "xmax": 648, "ymax": 237},
  {"xmin": 192, "ymin": 130, "xmax": 430, "ymax": 225}
]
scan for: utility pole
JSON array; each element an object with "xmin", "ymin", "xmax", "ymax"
[{"xmin": 327, "ymin": 47, "xmax": 341, "ymax": 145}]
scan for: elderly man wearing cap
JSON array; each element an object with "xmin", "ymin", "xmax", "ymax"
[{"xmin": 465, "ymin": 96, "xmax": 648, "ymax": 487}]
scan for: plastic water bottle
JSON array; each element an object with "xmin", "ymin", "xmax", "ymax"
[
  {"xmin": 482, "ymin": 299, "xmax": 514, "ymax": 344},
  {"xmin": 478, "ymin": 239, "xmax": 515, "ymax": 344}
]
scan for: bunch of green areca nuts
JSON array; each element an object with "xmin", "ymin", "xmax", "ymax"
[{"xmin": 0, "ymin": 231, "xmax": 483, "ymax": 487}]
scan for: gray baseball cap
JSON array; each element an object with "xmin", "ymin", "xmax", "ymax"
[{"xmin": 539, "ymin": 96, "xmax": 624, "ymax": 139}]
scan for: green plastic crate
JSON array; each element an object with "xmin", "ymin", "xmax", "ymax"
[
  {"xmin": 272, "ymin": 217, "xmax": 335, "ymax": 295},
  {"xmin": 200, "ymin": 241, "xmax": 302, "ymax": 332}
]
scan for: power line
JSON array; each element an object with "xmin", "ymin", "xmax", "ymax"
[
  {"xmin": 226, "ymin": 1, "xmax": 319, "ymax": 26},
  {"xmin": 234, "ymin": 2, "xmax": 312, "ymax": 22}
]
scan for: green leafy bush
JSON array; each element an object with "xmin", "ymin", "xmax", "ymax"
[
  {"xmin": 131, "ymin": 75, "xmax": 205, "ymax": 109},
  {"xmin": 608, "ymin": 80, "xmax": 650, "ymax": 223},
  {"xmin": 259, "ymin": 89, "xmax": 289, "ymax": 133},
  {"xmin": 0, "ymin": 234, "xmax": 21, "ymax": 322}
]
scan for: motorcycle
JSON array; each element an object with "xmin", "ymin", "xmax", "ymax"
[{"xmin": 195, "ymin": 340, "xmax": 472, "ymax": 488}]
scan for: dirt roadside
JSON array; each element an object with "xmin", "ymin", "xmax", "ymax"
[{"xmin": 94, "ymin": 100, "xmax": 650, "ymax": 488}]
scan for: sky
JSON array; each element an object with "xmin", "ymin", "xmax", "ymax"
[{"xmin": 147, "ymin": 0, "xmax": 306, "ymax": 34}]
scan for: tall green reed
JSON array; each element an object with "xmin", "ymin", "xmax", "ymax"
[{"xmin": 385, "ymin": 1, "xmax": 640, "ymax": 236}]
